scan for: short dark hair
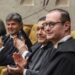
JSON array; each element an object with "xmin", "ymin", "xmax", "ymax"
[
  {"xmin": 38, "ymin": 16, "xmax": 46, "ymax": 22},
  {"xmin": 48, "ymin": 8, "xmax": 71, "ymax": 23},
  {"xmin": 0, "ymin": 19, "xmax": 6, "ymax": 36},
  {"xmin": 6, "ymin": 13, "xmax": 23, "ymax": 25}
]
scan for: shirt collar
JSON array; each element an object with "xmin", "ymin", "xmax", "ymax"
[
  {"xmin": 0, "ymin": 46, "xmax": 4, "ymax": 52},
  {"xmin": 10, "ymin": 35, "xmax": 14, "ymax": 39},
  {"xmin": 54, "ymin": 35, "xmax": 71, "ymax": 48}
]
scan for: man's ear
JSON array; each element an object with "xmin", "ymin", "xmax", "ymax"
[
  {"xmin": 63, "ymin": 21, "xmax": 71, "ymax": 31},
  {"xmin": 19, "ymin": 24, "xmax": 23, "ymax": 30}
]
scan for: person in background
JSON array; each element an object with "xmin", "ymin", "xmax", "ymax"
[
  {"xmin": 5, "ymin": 12, "xmax": 32, "ymax": 49},
  {"xmin": 0, "ymin": 13, "xmax": 32, "ymax": 66},
  {"xmin": 0, "ymin": 19, "xmax": 7, "ymax": 41},
  {"xmin": 0, "ymin": 19, "xmax": 7, "ymax": 65},
  {"xmin": 7, "ymin": 16, "xmax": 53, "ymax": 75}
]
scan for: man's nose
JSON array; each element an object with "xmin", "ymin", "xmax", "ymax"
[{"xmin": 45, "ymin": 25, "xmax": 51, "ymax": 31}]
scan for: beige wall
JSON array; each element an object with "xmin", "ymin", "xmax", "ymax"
[{"xmin": 0, "ymin": 0, "xmax": 75, "ymax": 30}]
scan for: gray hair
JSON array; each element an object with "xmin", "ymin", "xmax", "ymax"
[{"xmin": 6, "ymin": 13, "xmax": 23, "ymax": 25}]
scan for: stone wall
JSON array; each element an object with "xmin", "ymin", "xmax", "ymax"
[{"xmin": 0, "ymin": 0, "xmax": 75, "ymax": 30}]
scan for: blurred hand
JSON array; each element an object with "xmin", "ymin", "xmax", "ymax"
[
  {"xmin": 7, "ymin": 65, "xmax": 23, "ymax": 75},
  {"xmin": 12, "ymin": 52, "xmax": 28, "ymax": 68},
  {"xmin": 13, "ymin": 37, "xmax": 28, "ymax": 54},
  {"xmin": 7, "ymin": 52, "xmax": 28, "ymax": 75}
]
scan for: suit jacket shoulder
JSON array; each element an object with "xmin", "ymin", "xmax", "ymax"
[
  {"xmin": 39, "ymin": 38, "xmax": 75, "ymax": 75},
  {"xmin": 58, "ymin": 37, "xmax": 75, "ymax": 52},
  {"xmin": 31, "ymin": 43, "xmax": 41, "ymax": 53}
]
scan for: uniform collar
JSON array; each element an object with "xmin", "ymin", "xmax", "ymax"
[{"xmin": 54, "ymin": 35, "xmax": 71, "ymax": 48}]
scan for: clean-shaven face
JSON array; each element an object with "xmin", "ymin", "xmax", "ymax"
[{"xmin": 44, "ymin": 11, "xmax": 66, "ymax": 42}]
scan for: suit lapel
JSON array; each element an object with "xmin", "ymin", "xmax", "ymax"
[
  {"xmin": 57, "ymin": 37, "xmax": 75, "ymax": 52},
  {"xmin": 49, "ymin": 37, "xmax": 75, "ymax": 62}
]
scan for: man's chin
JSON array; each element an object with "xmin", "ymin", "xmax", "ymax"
[
  {"xmin": 47, "ymin": 36, "xmax": 53, "ymax": 40},
  {"xmin": 9, "ymin": 32, "xmax": 17, "ymax": 35},
  {"xmin": 38, "ymin": 40, "xmax": 45, "ymax": 44}
]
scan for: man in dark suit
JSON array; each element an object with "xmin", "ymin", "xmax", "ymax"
[
  {"xmin": 38, "ymin": 8, "xmax": 75, "ymax": 75},
  {"xmin": 0, "ymin": 13, "xmax": 32, "ymax": 66},
  {"xmin": 7, "ymin": 16, "xmax": 52, "ymax": 75}
]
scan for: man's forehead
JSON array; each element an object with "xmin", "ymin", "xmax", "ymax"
[
  {"xmin": 46, "ymin": 11, "xmax": 61, "ymax": 18},
  {"xmin": 46, "ymin": 12, "xmax": 61, "ymax": 21},
  {"xmin": 37, "ymin": 21, "xmax": 45, "ymax": 25}
]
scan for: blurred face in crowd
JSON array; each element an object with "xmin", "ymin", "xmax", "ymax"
[
  {"xmin": 6, "ymin": 20, "xmax": 21, "ymax": 35},
  {"xmin": 36, "ymin": 21, "xmax": 47, "ymax": 44},
  {"xmin": 43, "ymin": 11, "xmax": 70, "ymax": 43}
]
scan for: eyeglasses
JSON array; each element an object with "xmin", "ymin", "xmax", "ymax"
[{"xmin": 43, "ymin": 21, "xmax": 64, "ymax": 28}]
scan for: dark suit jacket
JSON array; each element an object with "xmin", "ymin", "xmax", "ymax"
[
  {"xmin": 0, "ymin": 35, "xmax": 19, "ymax": 66},
  {"xmin": 0, "ymin": 44, "xmax": 15, "ymax": 66},
  {"xmin": 38, "ymin": 37, "xmax": 75, "ymax": 75},
  {"xmin": 26, "ymin": 42, "xmax": 52, "ymax": 75},
  {"xmin": 0, "ymin": 30, "xmax": 32, "ymax": 66}
]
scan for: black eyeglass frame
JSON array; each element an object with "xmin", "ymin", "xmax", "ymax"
[{"xmin": 43, "ymin": 21, "xmax": 64, "ymax": 28}]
